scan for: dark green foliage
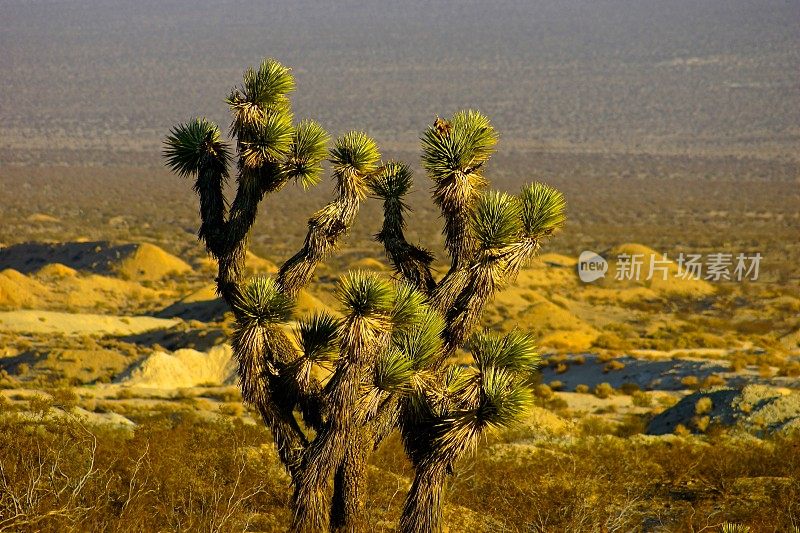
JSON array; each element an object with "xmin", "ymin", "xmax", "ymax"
[
  {"xmin": 296, "ymin": 312, "xmax": 340, "ymax": 364},
  {"xmin": 471, "ymin": 191, "xmax": 523, "ymax": 250},
  {"xmin": 370, "ymin": 161, "xmax": 412, "ymax": 200},
  {"xmin": 469, "ymin": 330, "xmax": 540, "ymax": 374},
  {"xmin": 165, "ymin": 58, "xmax": 566, "ymax": 533},
  {"xmin": 394, "ymin": 309, "xmax": 445, "ymax": 370},
  {"xmin": 420, "ymin": 110, "xmax": 497, "ymax": 181},
  {"xmin": 234, "ymin": 276, "xmax": 295, "ymax": 326},
  {"xmin": 163, "ymin": 118, "xmax": 230, "ymax": 179},
  {"xmin": 420, "ymin": 110, "xmax": 498, "ymax": 268},
  {"xmin": 329, "ymin": 131, "xmax": 381, "ymax": 177},
  {"xmin": 374, "ymin": 348, "xmax": 415, "ymax": 394},
  {"xmin": 239, "ymin": 112, "xmax": 295, "ymax": 168},
  {"xmin": 336, "ymin": 270, "xmax": 394, "ymax": 319},
  {"xmin": 520, "ymin": 182, "xmax": 567, "ymax": 238},
  {"xmin": 284, "ymin": 120, "xmax": 330, "ymax": 188}
]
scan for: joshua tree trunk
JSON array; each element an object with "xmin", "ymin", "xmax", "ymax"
[
  {"xmin": 330, "ymin": 430, "xmax": 369, "ymax": 532},
  {"xmin": 399, "ymin": 463, "xmax": 448, "ymax": 533}
]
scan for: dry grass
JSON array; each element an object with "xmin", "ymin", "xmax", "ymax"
[
  {"xmin": 1, "ymin": 396, "xmax": 798, "ymax": 532},
  {"xmin": 442, "ymin": 432, "xmax": 800, "ymax": 532},
  {"xmin": 0, "ymin": 411, "xmax": 290, "ymax": 532}
]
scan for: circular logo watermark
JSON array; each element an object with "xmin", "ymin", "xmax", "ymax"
[{"xmin": 577, "ymin": 251, "xmax": 608, "ymax": 283}]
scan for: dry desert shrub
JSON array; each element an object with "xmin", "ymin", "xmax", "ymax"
[
  {"xmin": 0, "ymin": 411, "xmax": 289, "ymax": 533},
  {"xmin": 0, "ymin": 375, "xmax": 798, "ymax": 533},
  {"xmin": 681, "ymin": 375, "xmax": 700, "ymax": 389},
  {"xmin": 594, "ymin": 382, "xmax": 615, "ymax": 399},
  {"xmin": 446, "ymin": 432, "xmax": 800, "ymax": 532},
  {"xmin": 533, "ymin": 384, "xmax": 554, "ymax": 400},
  {"xmin": 695, "ymin": 397, "xmax": 713, "ymax": 415},
  {"xmin": 619, "ymin": 382, "xmax": 640, "ymax": 395},
  {"xmin": 632, "ymin": 391, "xmax": 653, "ymax": 408},
  {"xmin": 702, "ymin": 374, "xmax": 727, "ymax": 388}
]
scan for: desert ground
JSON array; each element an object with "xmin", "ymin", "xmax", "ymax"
[
  {"xmin": 1, "ymin": 0, "xmax": 799, "ymax": 530},
  {"xmin": 1, "ymin": 218, "xmax": 798, "ymax": 530}
]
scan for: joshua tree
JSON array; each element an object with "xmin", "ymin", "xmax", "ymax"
[{"xmin": 164, "ymin": 58, "xmax": 566, "ymax": 533}]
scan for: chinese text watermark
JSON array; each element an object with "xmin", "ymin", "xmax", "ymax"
[{"xmin": 577, "ymin": 251, "xmax": 761, "ymax": 283}]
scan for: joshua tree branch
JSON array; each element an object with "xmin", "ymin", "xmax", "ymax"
[
  {"xmin": 371, "ymin": 162, "xmax": 436, "ymax": 294},
  {"xmin": 376, "ymin": 197, "xmax": 436, "ymax": 294},
  {"xmin": 278, "ymin": 133, "xmax": 380, "ymax": 298}
]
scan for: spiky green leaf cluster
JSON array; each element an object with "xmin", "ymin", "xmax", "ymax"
[
  {"xmin": 470, "ymin": 191, "xmax": 523, "ymax": 250},
  {"xmin": 430, "ymin": 366, "xmax": 532, "ymax": 461},
  {"xmin": 227, "ymin": 58, "xmax": 294, "ymax": 114},
  {"xmin": 370, "ymin": 161, "xmax": 412, "ymax": 200},
  {"xmin": 330, "ymin": 131, "xmax": 381, "ymax": 175},
  {"xmin": 240, "ymin": 112, "xmax": 294, "ymax": 168},
  {"xmin": 336, "ymin": 270, "xmax": 394, "ymax": 318},
  {"xmin": 468, "ymin": 331, "xmax": 540, "ymax": 373},
  {"xmin": 296, "ymin": 312, "xmax": 339, "ymax": 363},
  {"xmin": 520, "ymin": 182, "xmax": 567, "ymax": 238},
  {"xmin": 234, "ymin": 276, "xmax": 294, "ymax": 325},
  {"xmin": 393, "ymin": 308, "xmax": 445, "ymax": 370},
  {"xmin": 444, "ymin": 365, "xmax": 472, "ymax": 396},
  {"xmin": 420, "ymin": 110, "xmax": 498, "ymax": 180},
  {"xmin": 474, "ymin": 367, "xmax": 533, "ymax": 428},
  {"xmin": 374, "ymin": 348, "xmax": 414, "ymax": 393},
  {"xmin": 390, "ymin": 283, "xmax": 429, "ymax": 330},
  {"xmin": 283, "ymin": 120, "xmax": 330, "ymax": 188},
  {"xmin": 163, "ymin": 118, "xmax": 230, "ymax": 178}
]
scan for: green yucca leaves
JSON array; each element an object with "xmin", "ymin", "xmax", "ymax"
[
  {"xmin": 163, "ymin": 118, "xmax": 230, "ymax": 178},
  {"xmin": 434, "ymin": 368, "xmax": 531, "ymax": 453},
  {"xmin": 496, "ymin": 330, "xmax": 540, "ymax": 371},
  {"xmin": 394, "ymin": 308, "xmax": 446, "ymax": 369},
  {"xmin": 469, "ymin": 331, "xmax": 540, "ymax": 373},
  {"xmin": 374, "ymin": 347, "xmax": 414, "ymax": 393},
  {"xmin": 233, "ymin": 276, "xmax": 294, "ymax": 325},
  {"xmin": 227, "ymin": 59, "xmax": 294, "ymax": 140},
  {"xmin": 370, "ymin": 161, "xmax": 413, "ymax": 200},
  {"xmin": 295, "ymin": 312, "xmax": 340, "ymax": 363},
  {"xmin": 283, "ymin": 120, "xmax": 330, "ymax": 188},
  {"xmin": 470, "ymin": 191, "xmax": 523, "ymax": 250},
  {"xmin": 420, "ymin": 110, "xmax": 497, "ymax": 180},
  {"xmin": 444, "ymin": 365, "xmax": 472, "ymax": 396},
  {"xmin": 336, "ymin": 271, "xmax": 394, "ymax": 318},
  {"xmin": 450, "ymin": 110, "xmax": 497, "ymax": 164},
  {"xmin": 475, "ymin": 367, "xmax": 533, "ymax": 429},
  {"xmin": 230, "ymin": 58, "xmax": 295, "ymax": 112},
  {"xmin": 239, "ymin": 112, "xmax": 294, "ymax": 168},
  {"xmin": 330, "ymin": 131, "xmax": 381, "ymax": 175},
  {"xmin": 391, "ymin": 283, "xmax": 429, "ymax": 329},
  {"xmin": 520, "ymin": 182, "xmax": 566, "ymax": 238},
  {"xmin": 466, "ymin": 332, "xmax": 504, "ymax": 369}
]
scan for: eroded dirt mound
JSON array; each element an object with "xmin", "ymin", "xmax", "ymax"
[
  {"xmin": 0, "ymin": 310, "xmax": 179, "ymax": 336},
  {"xmin": 115, "ymin": 243, "xmax": 191, "ymax": 280},
  {"xmin": 117, "ymin": 344, "xmax": 236, "ymax": 388},
  {"xmin": 647, "ymin": 385, "xmax": 800, "ymax": 436},
  {"xmin": 0, "ymin": 241, "xmax": 190, "ymax": 280},
  {"xmin": 0, "ymin": 268, "xmax": 51, "ymax": 307}
]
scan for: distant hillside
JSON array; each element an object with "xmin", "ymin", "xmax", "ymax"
[{"xmin": 1, "ymin": 0, "xmax": 798, "ymax": 166}]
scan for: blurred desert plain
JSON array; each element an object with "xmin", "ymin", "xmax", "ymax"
[{"xmin": 0, "ymin": 0, "xmax": 798, "ymax": 531}]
